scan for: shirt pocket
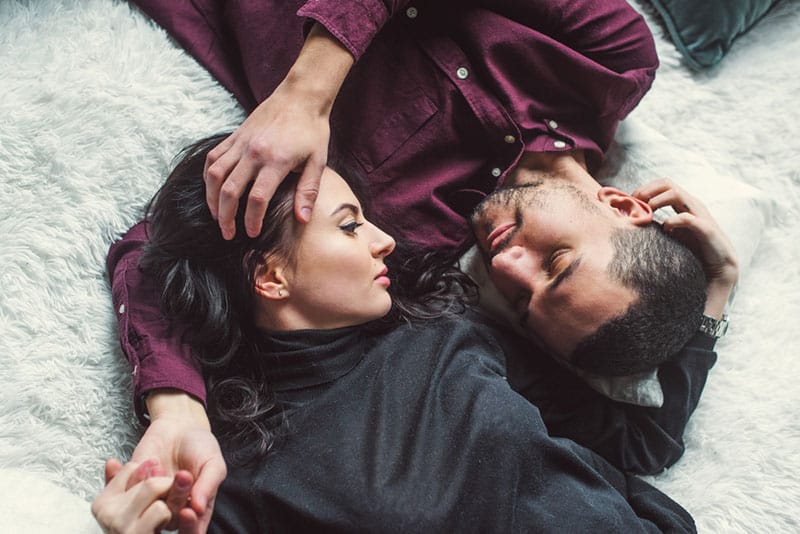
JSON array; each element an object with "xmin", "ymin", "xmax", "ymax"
[{"xmin": 349, "ymin": 85, "xmax": 438, "ymax": 173}]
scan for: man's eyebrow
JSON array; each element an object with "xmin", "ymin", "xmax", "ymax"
[
  {"xmin": 548, "ymin": 256, "xmax": 582, "ymax": 293},
  {"xmin": 331, "ymin": 203, "xmax": 360, "ymax": 217}
]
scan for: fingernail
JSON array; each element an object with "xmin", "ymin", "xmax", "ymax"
[{"xmin": 176, "ymin": 477, "xmax": 191, "ymax": 490}]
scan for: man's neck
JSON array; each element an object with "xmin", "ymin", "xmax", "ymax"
[{"xmin": 507, "ymin": 150, "xmax": 598, "ymax": 191}]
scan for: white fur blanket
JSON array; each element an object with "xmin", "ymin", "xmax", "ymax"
[{"xmin": 1, "ymin": 1, "xmax": 798, "ymax": 532}]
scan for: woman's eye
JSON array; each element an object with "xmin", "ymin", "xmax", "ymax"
[{"xmin": 340, "ymin": 221, "xmax": 364, "ymax": 234}]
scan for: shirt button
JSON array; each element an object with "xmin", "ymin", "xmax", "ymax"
[
  {"xmin": 553, "ymin": 140, "xmax": 567, "ymax": 149},
  {"xmin": 118, "ymin": 304, "xmax": 125, "ymax": 314},
  {"xmin": 406, "ymin": 6, "xmax": 418, "ymax": 18},
  {"xmin": 548, "ymin": 120, "xmax": 559, "ymax": 129},
  {"xmin": 503, "ymin": 135, "xmax": 516, "ymax": 144},
  {"xmin": 456, "ymin": 67, "xmax": 469, "ymax": 80},
  {"xmin": 491, "ymin": 167, "xmax": 502, "ymax": 177}
]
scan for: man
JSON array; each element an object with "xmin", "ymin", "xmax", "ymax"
[{"xmin": 108, "ymin": 0, "xmax": 737, "ymax": 531}]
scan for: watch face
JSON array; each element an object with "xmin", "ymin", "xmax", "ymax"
[{"xmin": 700, "ymin": 315, "xmax": 729, "ymax": 338}]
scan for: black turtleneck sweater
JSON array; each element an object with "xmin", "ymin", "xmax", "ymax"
[{"xmin": 210, "ymin": 313, "xmax": 703, "ymax": 533}]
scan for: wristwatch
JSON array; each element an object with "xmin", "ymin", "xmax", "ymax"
[{"xmin": 698, "ymin": 314, "xmax": 729, "ymax": 339}]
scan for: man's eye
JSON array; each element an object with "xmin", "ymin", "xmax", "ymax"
[
  {"xmin": 545, "ymin": 249, "xmax": 567, "ymax": 274},
  {"xmin": 340, "ymin": 221, "xmax": 364, "ymax": 234}
]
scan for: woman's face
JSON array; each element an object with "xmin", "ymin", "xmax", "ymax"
[{"xmin": 272, "ymin": 168, "xmax": 396, "ymax": 330}]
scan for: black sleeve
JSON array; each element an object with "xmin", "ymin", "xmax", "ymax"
[{"xmin": 505, "ymin": 331, "xmax": 717, "ymax": 475}]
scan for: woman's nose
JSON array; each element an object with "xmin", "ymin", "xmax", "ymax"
[{"xmin": 370, "ymin": 226, "xmax": 396, "ymax": 258}]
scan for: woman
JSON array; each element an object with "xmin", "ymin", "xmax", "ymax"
[{"xmin": 93, "ymin": 135, "xmax": 696, "ymax": 532}]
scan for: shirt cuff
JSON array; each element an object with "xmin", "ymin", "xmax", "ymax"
[{"xmin": 298, "ymin": 0, "xmax": 392, "ymax": 60}]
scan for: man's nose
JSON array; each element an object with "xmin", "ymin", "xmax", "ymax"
[{"xmin": 490, "ymin": 245, "xmax": 532, "ymax": 294}]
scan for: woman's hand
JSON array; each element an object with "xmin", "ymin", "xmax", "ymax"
[
  {"xmin": 633, "ymin": 178, "xmax": 739, "ymax": 319},
  {"xmin": 204, "ymin": 23, "xmax": 354, "ymax": 240},
  {"xmin": 92, "ymin": 459, "xmax": 174, "ymax": 534}
]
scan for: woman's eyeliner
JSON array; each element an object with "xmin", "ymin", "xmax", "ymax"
[{"xmin": 340, "ymin": 221, "xmax": 364, "ymax": 234}]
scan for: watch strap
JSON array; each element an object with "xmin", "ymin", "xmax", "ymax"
[{"xmin": 698, "ymin": 314, "xmax": 729, "ymax": 339}]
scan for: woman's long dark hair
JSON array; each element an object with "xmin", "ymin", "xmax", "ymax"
[{"xmin": 140, "ymin": 134, "xmax": 476, "ymax": 459}]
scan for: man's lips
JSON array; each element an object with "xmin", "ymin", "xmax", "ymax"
[{"xmin": 485, "ymin": 223, "xmax": 515, "ymax": 254}]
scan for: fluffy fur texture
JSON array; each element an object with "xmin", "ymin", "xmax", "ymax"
[{"xmin": 0, "ymin": 0, "xmax": 797, "ymax": 531}]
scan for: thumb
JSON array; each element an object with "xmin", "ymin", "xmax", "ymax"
[
  {"xmin": 190, "ymin": 457, "xmax": 227, "ymax": 516},
  {"xmin": 294, "ymin": 160, "xmax": 324, "ymax": 223}
]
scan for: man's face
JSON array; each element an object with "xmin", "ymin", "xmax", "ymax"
[{"xmin": 471, "ymin": 181, "xmax": 638, "ymax": 360}]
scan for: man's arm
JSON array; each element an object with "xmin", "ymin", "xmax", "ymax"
[
  {"xmin": 507, "ymin": 333, "xmax": 717, "ymax": 475},
  {"xmin": 107, "ymin": 221, "xmax": 207, "ymax": 421},
  {"xmin": 205, "ymin": 0, "xmax": 428, "ymax": 238},
  {"xmin": 108, "ymin": 223, "xmax": 224, "ymax": 533},
  {"xmin": 204, "ymin": 22, "xmax": 353, "ymax": 239}
]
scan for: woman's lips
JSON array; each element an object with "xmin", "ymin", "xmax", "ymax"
[
  {"xmin": 485, "ymin": 223, "xmax": 515, "ymax": 254},
  {"xmin": 375, "ymin": 266, "xmax": 390, "ymax": 287}
]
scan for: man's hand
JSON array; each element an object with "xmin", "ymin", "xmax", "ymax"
[
  {"xmin": 130, "ymin": 390, "xmax": 227, "ymax": 533},
  {"xmin": 204, "ymin": 23, "xmax": 354, "ymax": 239},
  {"xmin": 633, "ymin": 178, "xmax": 739, "ymax": 318}
]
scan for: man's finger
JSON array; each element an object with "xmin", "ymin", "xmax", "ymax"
[
  {"xmin": 177, "ymin": 506, "xmax": 200, "ymax": 534},
  {"xmin": 165, "ymin": 471, "xmax": 195, "ymax": 515},
  {"xmin": 205, "ymin": 145, "xmax": 242, "ymax": 223},
  {"xmin": 189, "ymin": 457, "xmax": 228, "ymax": 517},
  {"xmin": 203, "ymin": 134, "xmax": 236, "ymax": 182},
  {"xmin": 244, "ymin": 167, "xmax": 284, "ymax": 238},
  {"xmin": 632, "ymin": 178, "xmax": 672, "ymax": 201},
  {"xmin": 217, "ymin": 156, "xmax": 260, "ymax": 240},
  {"xmin": 294, "ymin": 159, "xmax": 324, "ymax": 223}
]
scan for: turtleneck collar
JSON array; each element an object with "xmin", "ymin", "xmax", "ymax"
[{"xmin": 254, "ymin": 324, "xmax": 370, "ymax": 392}]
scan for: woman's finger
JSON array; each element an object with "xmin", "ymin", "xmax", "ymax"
[
  {"xmin": 138, "ymin": 497, "xmax": 173, "ymax": 533},
  {"xmin": 104, "ymin": 458, "xmax": 124, "ymax": 485}
]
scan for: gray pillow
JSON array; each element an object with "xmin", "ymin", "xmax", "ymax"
[{"xmin": 647, "ymin": 0, "xmax": 782, "ymax": 69}]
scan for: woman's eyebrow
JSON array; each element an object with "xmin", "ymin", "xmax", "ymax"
[{"xmin": 331, "ymin": 203, "xmax": 360, "ymax": 217}]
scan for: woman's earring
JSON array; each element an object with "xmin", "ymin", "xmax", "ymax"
[{"xmin": 278, "ymin": 290, "xmax": 285, "ymax": 297}]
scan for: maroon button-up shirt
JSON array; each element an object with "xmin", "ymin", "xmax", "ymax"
[{"xmin": 114, "ymin": 0, "xmax": 658, "ymax": 416}]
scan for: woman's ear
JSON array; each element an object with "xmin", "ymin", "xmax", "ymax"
[
  {"xmin": 254, "ymin": 264, "xmax": 290, "ymax": 300},
  {"xmin": 598, "ymin": 186, "xmax": 653, "ymax": 226}
]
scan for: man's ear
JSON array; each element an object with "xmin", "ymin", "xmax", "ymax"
[
  {"xmin": 254, "ymin": 263, "xmax": 290, "ymax": 300},
  {"xmin": 598, "ymin": 186, "xmax": 653, "ymax": 226}
]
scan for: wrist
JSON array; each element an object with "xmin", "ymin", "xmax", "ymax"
[
  {"xmin": 145, "ymin": 388, "xmax": 210, "ymax": 431},
  {"xmin": 283, "ymin": 23, "xmax": 354, "ymax": 112},
  {"xmin": 704, "ymin": 276, "xmax": 737, "ymax": 320}
]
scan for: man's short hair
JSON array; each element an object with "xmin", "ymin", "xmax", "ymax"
[{"xmin": 569, "ymin": 223, "xmax": 707, "ymax": 376}]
